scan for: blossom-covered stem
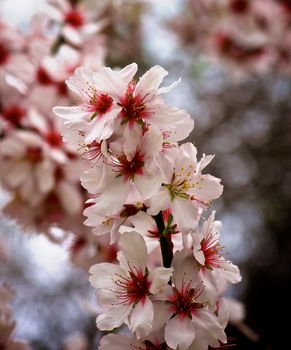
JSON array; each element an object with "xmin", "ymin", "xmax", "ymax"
[{"xmin": 154, "ymin": 212, "xmax": 173, "ymax": 268}]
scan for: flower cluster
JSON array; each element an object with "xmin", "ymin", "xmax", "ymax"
[
  {"xmin": 54, "ymin": 63, "xmax": 241, "ymax": 349},
  {"xmin": 0, "ymin": 0, "xmax": 112, "ymax": 268},
  {"xmin": 170, "ymin": 0, "xmax": 291, "ymax": 75}
]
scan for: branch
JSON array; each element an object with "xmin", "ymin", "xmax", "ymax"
[{"xmin": 154, "ymin": 212, "xmax": 173, "ymax": 268}]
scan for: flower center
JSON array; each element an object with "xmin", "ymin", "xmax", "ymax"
[
  {"xmin": 26, "ymin": 147, "xmax": 43, "ymax": 164},
  {"xmin": 82, "ymin": 87, "xmax": 113, "ymax": 116},
  {"xmin": 144, "ymin": 340, "xmax": 169, "ymax": 350},
  {"xmin": 56, "ymin": 81, "xmax": 68, "ymax": 96},
  {"xmin": 216, "ymin": 34, "xmax": 264, "ymax": 61},
  {"xmin": 64, "ymin": 10, "xmax": 84, "ymax": 28},
  {"xmin": 170, "ymin": 282, "xmax": 204, "ymax": 318},
  {"xmin": 80, "ymin": 141, "xmax": 102, "ymax": 162},
  {"xmin": 164, "ymin": 166, "xmax": 195, "ymax": 201},
  {"xmin": 119, "ymin": 90, "xmax": 149, "ymax": 125},
  {"xmin": 230, "ymin": 0, "xmax": 249, "ymax": 14},
  {"xmin": 37, "ymin": 67, "xmax": 53, "ymax": 85},
  {"xmin": 113, "ymin": 265, "xmax": 150, "ymax": 305},
  {"xmin": 200, "ymin": 232, "xmax": 224, "ymax": 269},
  {"xmin": 112, "ymin": 151, "xmax": 144, "ymax": 180},
  {"xmin": 0, "ymin": 43, "xmax": 9, "ymax": 66},
  {"xmin": 2, "ymin": 105, "xmax": 25, "ymax": 127},
  {"xmin": 46, "ymin": 131, "xmax": 62, "ymax": 148}
]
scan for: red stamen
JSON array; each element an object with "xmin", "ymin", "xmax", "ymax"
[
  {"xmin": 119, "ymin": 88, "xmax": 151, "ymax": 125},
  {"xmin": 26, "ymin": 147, "xmax": 43, "ymax": 164},
  {"xmin": 37, "ymin": 67, "xmax": 53, "ymax": 85},
  {"xmin": 46, "ymin": 131, "xmax": 62, "ymax": 148},
  {"xmin": 83, "ymin": 92, "xmax": 113, "ymax": 116},
  {"xmin": 144, "ymin": 340, "xmax": 169, "ymax": 350},
  {"xmin": 80, "ymin": 141, "xmax": 102, "ymax": 162},
  {"xmin": 0, "ymin": 43, "xmax": 9, "ymax": 66},
  {"xmin": 169, "ymin": 279, "xmax": 204, "ymax": 318},
  {"xmin": 200, "ymin": 229, "xmax": 225, "ymax": 269},
  {"xmin": 56, "ymin": 81, "xmax": 68, "ymax": 96},
  {"xmin": 113, "ymin": 264, "xmax": 150, "ymax": 305},
  {"xmin": 111, "ymin": 151, "xmax": 144, "ymax": 180},
  {"xmin": 64, "ymin": 10, "xmax": 84, "ymax": 28},
  {"xmin": 230, "ymin": 0, "xmax": 249, "ymax": 14},
  {"xmin": 2, "ymin": 105, "xmax": 25, "ymax": 127}
]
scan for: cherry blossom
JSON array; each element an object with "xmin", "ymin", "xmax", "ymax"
[
  {"xmin": 147, "ymin": 143, "xmax": 223, "ymax": 232},
  {"xmin": 154, "ymin": 250, "xmax": 227, "ymax": 350},
  {"xmin": 81, "ymin": 126, "xmax": 163, "ymax": 216},
  {"xmin": 53, "ymin": 63, "xmax": 194, "ymax": 153},
  {"xmin": 89, "ymin": 232, "xmax": 173, "ymax": 338},
  {"xmin": 192, "ymin": 211, "xmax": 242, "ymax": 285}
]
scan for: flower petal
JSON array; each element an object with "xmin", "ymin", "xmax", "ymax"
[
  {"xmin": 129, "ymin": 297, "xmax": 154, "ymax": 339},
  {"xmin": 165, "ymin": 316, "xmax": 195, "ymax": 350},
  {"xmin": 97, "ymin": 304, "xmax": 132, "ymax": 331},
  {"xmin": 119, "ymin": 232, "xmax": 148, "ymax": 271}
]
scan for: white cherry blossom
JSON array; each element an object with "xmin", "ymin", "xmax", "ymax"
[
  {"xmin": 192, "ymin": 211, "xmax": 242, "ymax": 285},
  {"xmin": 154, "ymin": 250, "xmax": 227, "ymax": 350},
  {"xmin": 147, "ymin": 142, "xmax": 223, "ymax": 232},
  {"xmin": 89, "ymin": 232, "xmax": 173, "ymax": 338}
]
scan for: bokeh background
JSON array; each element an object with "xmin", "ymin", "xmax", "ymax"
[{"xmin": 1, "ymin": 1, "xmax": 290, "ymax": 349}]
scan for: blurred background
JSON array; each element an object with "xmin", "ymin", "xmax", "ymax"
[{"xmin": 0, "ymin": 0, "xmax": 290, "ymax": 349}]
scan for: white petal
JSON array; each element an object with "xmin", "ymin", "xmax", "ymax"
[
  {"xmin": 149, "ymin": 267, "xmax": 173, "ymax": 294},
  {"xmin": 172, "ymin": 249, "xmax": 201, "ymax": 290},
  {"xmin": 151, "ymin": 301, "xmax": 173, "ymax": 332},
  {"xmin": 57, "ymin": 181, "xmax": 82, "ymax": 215},
  {"xmin": 129, "ymin": 297, "xmax": 154, "ymax": 339},
  {"xmin": 190, "ymin": 175, "xmax": 223, "ymax": 202},
  {"xmin": 193, "ymin": 309, "xmax": 226, "ymax": 342},
  {"xmin": 93, "ymin": 66, "xmax": 127, "ymax": 100},
  {"xmin": 157, "ymin": 77, "xmax": 181, "ymax": 94},
  {"xmin": 80, "ymin": 166, "xmax": 107, "ymax": 194},
  {"xmin": 100, "ymin": 334, "xmax": 141, "ymax": 350},
  {"xmin": 84, "ymin": 105, "xmax": 121, "ymax": 144},
  {"xmin": 0, "ymin": 138, "xmax": 26, "ymax": 157},
  {"xmin": 92, "ymin": 177, "xmax": 129, "ymax": 215},
  {"xmin": 222, "ymin": 297, "xmax": 245, "ymax": 324},
  {"xmin": 4, "ymin": 163, "xmax": 30, "ymax": 188},
  {"xmin": 119, "ymin": 231, "xmax": 147, "ymax": 271},
  {"xmin": 165, "ymin": 316, "xmax": 195, "ymax": 350},
  {"xmin": 135, "ymin": 173, "xmax": 162, "ymax": 200},
  {"xmin": 53, "ymin": 106, "xmax": 88, "ymax": 123},
  {"xmin": 123, "ymin": 123, "xmax": 143, "ymax": 159},
  {"xmin": 36, "ymin": 161, "xmax": 55, "ymax": 194},
  {"xmin": 63, "ymin": 25, "xmax": 82, "ymax": 46},
  {"xmin": 119, "ymin": 63, "xmax": 138, "ymax": 84},
  {"xmin": 191, "ymin": 232, "xmax": 205, "ymax": 266},
  {"xmin": 147, "ymin": 187, "xmax": 171, "ymax": 215},
  {"xmin": 135, "ymin": 66, "xmax": 168, "ymax": 100},
  {"xmin": 89, "ymin": 262, "xmax": 125, "ymax": 290},
  {"xmin": 97, "ymin": 304, "xmax": 132, "ymax": 331},
  {"xmin": 172, "ymin": 198, "xmax": 198, "ymax": 232},
  {"xmin": 150, "ymin": 105, "xmax": 194, "ymax": 141},
  {"xmin": 219, "ymin": 261, "xmax": 242, "ymax": 284},
  {"xmin": 140, "ymin": 125, "xmax": 163, "ymax": 161}
]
